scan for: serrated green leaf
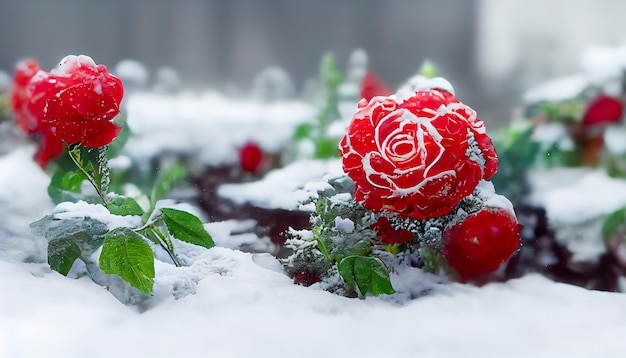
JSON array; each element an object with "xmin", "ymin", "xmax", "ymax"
[
  {"xmin": 602, "ymin": 207, "xmax": 626, "ymax": 241},
  {"xmin": 99, "ymin": 228, "xmax": 155, "ymax": 295},
  {"xmin": 48, "ymin": 237, "xmax": 81, "ymax": 276},
  {"xmin": 161, "ymin": 208, "xmax": 214, "ymax": 249},
  {"xmin": 108, "ymin": 197, "xmax": 144, "ymax": 216},
  {"xmin": 150, "ymin": 163, "xmax": 187, "ymax": 206},
  {"xmin": 337, "ymin": 256, "xmax": 395, "ymax": 296}
]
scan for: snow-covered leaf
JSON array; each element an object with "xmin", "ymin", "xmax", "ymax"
[{"xmin": 337, "ymin": 255, "xmax": 395, "ymax": 296}]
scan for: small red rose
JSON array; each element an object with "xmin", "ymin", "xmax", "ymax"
[
  {"xmin": 27, "ymin": 55, "xmax": 124, "ymax": 149},
  {"xmin": 339, "ymin": 89, "xmax": 498, "ymax": 220},
  {"xmin": 442, "ymin": 207, "xmax": 521, "ymax": 281},
  {"xmin": 360, "ymin": 71, "xmax": 391, "ymax": 102},
  {"xmin": 582, "ymin": 94, "xmax": 623, "ymax": 126},
  {"xmin": 239, "ymin": 141, "xmax": 263, "ymax": 173},
  {"xmin": 370, "ymin": 216, "xmax": 413, "ymax": 244}
]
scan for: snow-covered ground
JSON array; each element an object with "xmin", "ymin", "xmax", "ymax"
[
  {"xmin": 3, "ymin": 88, "xmax": 626, "ymax": 357},
  {"xmin": 2, "ymin": 144, "xmax": 626, "ymax": 357}
]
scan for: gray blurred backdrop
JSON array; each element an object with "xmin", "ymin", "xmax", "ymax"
[{"xmin": 2, "ymin": 0, "xmax": 626, "ymax": 127}]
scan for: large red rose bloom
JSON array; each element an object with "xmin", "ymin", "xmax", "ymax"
[
  {"xmin": 442, "ymin": 207, "xmax": 521, "ymax": 281},
  {"xmin": 339, "ymin": 89, "xmax": 498, "ymax": 220},
  {"xmin": 27, "ymin": 55, "xmax": 124, "ymax": 149}
]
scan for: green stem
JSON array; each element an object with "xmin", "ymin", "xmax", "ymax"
[
  {"xmin": 138, "ymin": 226, "xmax": 181, "ymax": 267},
  {"xmin": 67, "ymin": 145, "xmax": 108, "ymax": 207}
]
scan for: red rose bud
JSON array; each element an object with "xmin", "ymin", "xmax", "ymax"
[
  {"xmin": 582, "ymin": 94, "xmax": 623, "ymax": 126},
  {"xmin": 27, "ymin": 55, "xmax": 124, "ymax": 149},
  {"xmin": 339, "ymin": 89, "xmax": 498, "ymax": 220},
  {"xmin": 239, "ymin": 141, "xmax": 263, "ymax": 173},
  {"xmin": 10, "ymin": 59, "xmax": 40, "ymax": 134},
  {"xmin": 370, "ymin": 216, "xmax": 413, "ymax": 244},
  {"xmin": 442, "ymin": 207, "xmax": 521, "ymax": 281},
  {"xmin": 360, "ymin": 71, "xmax": 392, "ymax": 102}
]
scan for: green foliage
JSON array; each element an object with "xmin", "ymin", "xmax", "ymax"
[
  {"xmin": 161, "ymin": 208, "xmax": 215, "ymax": 249},
  {"xmin": 99, "ymin": 228, "xmax": 155, "ymax": 295},
  {"xmin": 337, "ymin": 256, "xmax": 395, "ymax": 296},
  {"xmin": 33, "ymin": 122, "xmax": 212, "ymax": 298},
  {"xmin": 602, "ymin": 207, "xmax": 626, "ymax": 242},
  {"xmin": 47, "ymin": 237, "xmax": 82, "ymax": 276},
  {"xmin": 108, "ymin": 197, "xmax": 144, "ymax": 216},
  {"xmin": 490, "ymin": 124, "xmax": 540, "ymax": 204},
  {"xmin": 291, "ymin": 52, "xmax": 343, "ymax": 160}
]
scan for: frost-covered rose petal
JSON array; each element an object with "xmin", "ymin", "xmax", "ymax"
[
  {"xmin": 339, "ymin": 89, "xmax": 498, "ymax": 219},
  {"xmin": 442, "ymin": 207, "xmax": 521, "ymax": 281},
  {"xmin": 27, "ymin": 55, "xmax": 124, "ymax": 148}
]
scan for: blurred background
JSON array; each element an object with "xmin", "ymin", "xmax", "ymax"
[{"xmin": 2, "ymin": 0, "xmax": 626, "ymax": 127}]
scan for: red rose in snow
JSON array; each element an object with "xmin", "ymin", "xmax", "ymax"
[
  {"xmin": 339, "ymin": 89, "xmax": 498, "ymax": 220},
  {"xmin": 27, "ymin": 55, "xmax": 124, "ymax": 149},
  {"xmin": 239, "ymin": 141, "xmax": 263, "ymax": 173},
  {"xmin": 360, "ymin": 71, "xmax": 391, "ymax": 102},
  {"xmin": 370, "ymin": 216, "xmax": 413, "ymax": 244},
  {"xmin": 582, "ymin": 94, "xmax": 623, "ymax": 126},
  {"xmin": 442, "ymin": 207, "xmax": 521, "ymax": 281},
  {"xmin": 10, "ymin": 59, "xmax": 40, "ymax": 134}
]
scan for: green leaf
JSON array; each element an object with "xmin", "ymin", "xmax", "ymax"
[
  {"xmin": 150, "ymin": 163, "xmax": 187, "ymax": 205},
  {"xmin": 314, "ymin": 137, "xmax": 341, "ymax": 159},
  {"xmin": 602, "ymin": 207, "xmax": 626, "ymax": 241},
  {"xmin": 418, "ymin": 59, "xmax": 439, "ymax": 78},
  {"xmin": 337, "ymin": 256, "xmax": 395, "ymax": 297},
  {"xmin": 48, "ymin": 237, "xmax": 81, "ymax": 276},
  {"xmin": 99, "ymin": 228, "xmax": 155, "ymax": 295},
  {"xmin": 161, "ymin": 208, "xmax": 214, "ymax": 249},
  {"xmin": 31, "ymin": 216, "xmax": 108, "ymax": 258},
  {"xmin": 108, "ymin": 197, "xmax": 144, "ymax": 216},
  {"xmin": 48, "ymin": 169, "xmax": 87, "ymax": 204}
]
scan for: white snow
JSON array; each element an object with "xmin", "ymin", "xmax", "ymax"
[
  {"xmin": 114, "ymin": 59, "xmax": 149, "ymax": 88},
  {"xmin": 218, "ymin": 158, "xmax": 344, "ymax": 210},
  {"xmin": 529, "ymin": 168, "xmax": 626, "ymax": 262},
  {"xmin": 123, "ymin": 92, "xmax": 315, "ymax": 166},
  {"xmin": 53, "ymin": 201, "xmax": 142, "ymax": 230},
  {"xmin": 522, "ymin": 74, "xmax": 588, "ymax": 103}
]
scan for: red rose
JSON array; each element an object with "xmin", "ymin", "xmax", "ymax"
[
  {"xmin": 10, "ymin": 59, "xmax": 40, "ymax": 134},
  {"xmin": 339, "ymin": 89, "xmax": 498, "ymax": 220},
  {"xmin": 370, "ymin": 216, "xmax": 413, "ymax": 244},
  {"xmin": 442, "ymin": 207, "xmax": 521, "ymax": 281},
  {"xmin": 239, "ymin": 141, "xmax": 263, "ymax": 173},
  {"xmin": 582, "ymin": 94, "xmax": 623, "ymax": 126},
  {"xmin": 27, "ymin": 55, "xmax": 124, "ymax": 148},
  {"xmin": 360, "ymin": 71, "xmax": 391, "ymax": 102}
]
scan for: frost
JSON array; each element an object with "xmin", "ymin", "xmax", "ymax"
[
  {"xmin": 395, "ymin": 75, "xmax": 455, "ymax": 103},
  {"xmin": 334, "ymin": 217, "xmax": 355, "ymax": 233}
]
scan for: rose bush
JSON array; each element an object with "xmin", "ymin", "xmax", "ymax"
[
  {"xmin": 339, "ymin": 88, "xmax": 498, "ymax": 220},
  {"xmin": 442, "ymin": 207, "xmax": 521, "ymax": 281}
]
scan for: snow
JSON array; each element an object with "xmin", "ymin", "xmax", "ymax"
[
  {"xmin": 52, "ymin": 201, "xmax": 142, "ymax": 230},
  {"xmin": 2, "ymin": 251, "xmax": 626, "ymax": 358},
  {"xmin": 123, "ymin": 92, "xmax": 315, "ymax": 166},
  {"xmin": 218, "ymin": 158, "xmax": 344, "ymax": 210},
  {"xmin": 522, "ymin": 75, "xmax": 588, "ymax": 103},
  {"xmin": 529, "ymin": 168, "xmax": 626, "ymax": 262}
]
